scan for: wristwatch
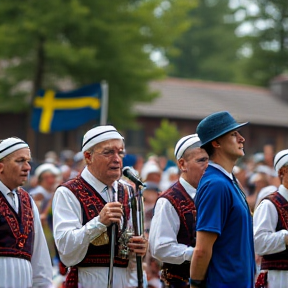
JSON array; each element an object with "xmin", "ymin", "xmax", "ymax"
[{"xmin": 189, "ymin": 278, "xmax": 206, "ymax": 288}]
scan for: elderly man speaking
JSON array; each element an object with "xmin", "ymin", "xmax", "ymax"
[{"xmin": 53, "ymin": 125, "xmax": 148, "ymax": 288}]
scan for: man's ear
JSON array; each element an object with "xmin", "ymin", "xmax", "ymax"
[
  {"xmin": 83, "ymin": 151, "xmax": 92, "ymax": 164},
  {"xmin": 178, "ymin": 158, "xmax": 187, "ymax": 172},
  {"xmin": 211, "ymin": 140, "xmax": 220, "ymax": 148},
  {"xmin": 278, "ymin": 167, "xmax": 285, "ymax": 179}
]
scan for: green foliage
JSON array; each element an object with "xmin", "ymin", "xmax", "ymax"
[
  {"xmin": 148, "ymin": 119, "xmax": 180, "ymax": 157},
  {"xmin": 235, "ymin": 0, "xmax": 288, "ymax": 86},
  {"xmin": 167, "ymin": 0, "xmax": 244, "ymax": 83},
  {"xmin": 0, "ymin": 0, "xmax": 195, "ymax": 128}
]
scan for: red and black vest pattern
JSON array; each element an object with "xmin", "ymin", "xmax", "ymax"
[
  {"xmin": 159, "ymin": 181, "xmax": 196, "ymax": 282},
  {"xmin": 0, "ymin": 188, "xmax": 34, "ymax": 261},
  {"xmin": 261, "ymin": 191, "xmax": 288, "ymax": 270},
  {"xmin": 62, "ymin": 176, "xmax": 130, "ymax": 268}
]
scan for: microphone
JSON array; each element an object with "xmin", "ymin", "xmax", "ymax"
[{"xmin": 122, "ymin": 166, "xmax": 144, "ymax": 186}]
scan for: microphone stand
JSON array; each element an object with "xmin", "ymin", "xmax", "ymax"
[
  {"xmin": 131, "ymin": 183, "xmax": 144, "ymax": 288},
  {"xmin": 107, "ymin": 223, "xmax": 116, "ymax": 288},
  {"xmin": 122, "ymin": 167, "xmax": 145, "ymax": 288},
  {"xmin": 108, "ymin": 189, "xmax": 117, "ymax": 288}
]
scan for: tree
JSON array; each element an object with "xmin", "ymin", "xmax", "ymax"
[
  {"xmin": 167, "ymin": 0, "xmax": 244, "ymax": 83},
  {"xmin": 0, "ymin": 0, "xmax": 195, "ymax": 128},
  {"xmin": 235, "ymin": 0, "xmax": 288, "ymax": 86},
  {"xmin": 148, "ymin": 119, "xmax": 180, "ymax": 157}
]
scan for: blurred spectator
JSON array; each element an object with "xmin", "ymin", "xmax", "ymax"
[
  {"xmin": 263, "ymin": 143, "xmax": 275, "ymax": 168},
  {"xmin": 29, "ymin": 163, "xmax": 62, "ymax": 226},
  {"xmin": 253, "ymin": 152, "xmax": 265, "ymax": 166},
  {"xmin": 159, "ymin": 166, "xmax": 180, "ymax": 191},
  {"xmin": 44, "ymin": 150, "xmax": 60, "ymax": 165},
  {"xmin": 247, "ymin": 171, "xmax": 271, "ymax": 212},
  {"xmin": 73, "ymin": 151, "xmax": 86, "ymax": 176},
  {"xmin": 141, "ymin": 160, "xmax": 162, "ymax": 186},
  {"xmin": 29, "ymin": 163, "xmax": 64, "ymax": 280},
  {"xmin": 233, "ymin": 165, "xmax": 249, "ymax": 195},
  {"xmin": 245, "ymin": 152, "xmax": 280, "ymax": 212},
  {"xmin": 143, "ymin": 182, "xmax": 161, "ymax": 238},
  {"xmin": 60, "ymin": 149, "xmax": 75, "ymax": 166},
  {"xmin": 140, "ymin": 160, "xmax": 162, "ymax": 288},
  {"xmin": 123, "ymin": 153, "xmax": 144, "ymax": 177},
  {"xmin": 59, "ymin": 149, "xmax": 77, "ymax": 180},
  {"xmin": 141, "ymin": 160, "xmax": 162, "ymax": 231},
  {"xmin": 134, "ymin": 154, "xmax": 144, "ymax": 175},
  {"xmin": 59, "ymin": 164, "xmax": 72, "ymax": 182}
]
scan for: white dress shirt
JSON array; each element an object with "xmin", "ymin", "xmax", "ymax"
[
  {"xmin": 0, "ymin": 181, "xmax": 53, "ymax": 288},
  {"xmin": 52, "ymin": 167, "xmax": 140, "ymax": 288},
  {"xmin": 149, "ymin": 177, "xmax": 195, "ymax": 264},
  {"xmin": 253, "ymin": 184, "xmax": 288, "ymax": 288}
]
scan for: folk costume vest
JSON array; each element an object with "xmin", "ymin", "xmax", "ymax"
[
  {"xmin": 0, "ymin": 188, "xmax": 34, "ymax": 261},
  {"xmin": 159, "ymin": 181, "xmax": 196, "ymax": 284},
  {"xmin": 61, "ymin": 176, "xmax": 131, "ymax": 267},
  {"xmin": 261, "ymin": 191, "xmax": 288, "ymax": 270}
]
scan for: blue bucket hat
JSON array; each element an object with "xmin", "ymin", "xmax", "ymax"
[{"xmin": 196, "ymin": 111, "xmax": 249, "ymax": 147}]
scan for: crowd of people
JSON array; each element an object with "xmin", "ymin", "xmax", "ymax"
[{"xmin": 0, "ymin": 110, "xmax": 287, "ymax": 288}]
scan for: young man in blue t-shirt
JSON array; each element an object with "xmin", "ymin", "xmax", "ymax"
[{"xmin": 189, "ymin": 111, "xmax": 255, "ymax": 288}]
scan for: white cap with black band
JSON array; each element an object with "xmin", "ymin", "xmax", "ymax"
[
  {"xmin": 274, "ymin": 149, "xmax": 288, "ymax": 173},
  {"xmin": 0, "ymin": 137, "xmax": 29, "ymax": 160},
  {"xmin": 174, "ymin": 134, "xmax": 201, "ymax": 160},
  {"xmin": 81, "ymin": 125, "xmax": 124, "ymax": 152}
]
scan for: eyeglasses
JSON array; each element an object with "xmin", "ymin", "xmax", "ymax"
[{"xmin": 94, "ymin": 149, "xmax": 126, "ymax": 159}]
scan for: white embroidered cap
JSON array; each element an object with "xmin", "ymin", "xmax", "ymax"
[
  {"xmin": 81, "ymin": 125, "xmax": 124, "ymax": 152},
  {"xmin": 140, "ymin": 161, "xmax": 162, "ymax": 182},
  {"xmin": 274, "ymin": 149, "xmax": 288, "ymax": 173},
  {"xmin": 34, "ymin": 163, "xmax": 61, "ymax": 178},
  {"xmin": 0, "ymin": 137, "xmax": 29, "ymax": 160},
  {"xmin": 174, "ymin": 134, "xmax": 201, "ymax": 160}
]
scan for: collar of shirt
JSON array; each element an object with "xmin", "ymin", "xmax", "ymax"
[
  {"xmin": 81, "ymin": 166, "xmax": 119, "ymax": 194},
  {"xmin": 0, "ymin": 181, "xmax": 18, "ymax": 211},
  {"xmin": 278, "ymin": 184, "xmax": 288, "ymax": 201},
  {"xmin": 209, "ymin": 161, "xmax": 233, "ymax": 180},
  {"xmin": 179, "ymin": 177, "xmax": 196, "ymax": 199},
  {"xmin": 0, "ymin": 181, "xmax": 12, "ymax": 198}
]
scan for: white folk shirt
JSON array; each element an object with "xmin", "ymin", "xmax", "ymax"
[
  {"xmin": 149, "ymin": 177, "xmax": 194, "ymax": 264},
  {"xmin": 52, "ymin": 167, "xmax": 140, "ymax": 288},
  {"xmin": 0, "ymin": 181, "xmax": 53, "ymax": 288},
  {"xmin": 253, "ymin": 184, "xmax": 288, "ymax": 288}
]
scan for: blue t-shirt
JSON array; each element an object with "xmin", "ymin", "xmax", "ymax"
[{"xmin": 195, "ymin": 165, "xmax": 255, "ymax": 288}]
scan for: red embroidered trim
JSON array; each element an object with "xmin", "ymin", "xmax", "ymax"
[
  {"xmin": 255, "ymin": 271, "xmax": 268, "ymax": 288},
  {"xmin": 0, "ymin": 188, "xmax": 34, "ymax": 249},
  {"xmin": 160, "ymin": 181, "xmax": 196, "ymax": 244}
]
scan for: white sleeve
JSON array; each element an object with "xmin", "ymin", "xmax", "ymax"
[
  {"xmin": 52, "ymin": 186, "xmax": 107, "ymax": 267},
  {"xmin": 149, "ymin": 198, "xmax": 193, "ymax": 264},
  {"xmin": 30, "ymin": 198, "xmax": 54, "ymax": 288},
  {"xmin": 253, "ymin": 199, "xmax": 288, "ymax": 256}
]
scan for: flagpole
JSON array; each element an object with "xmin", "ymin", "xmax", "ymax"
[{"xmin": 100, "ymin": 80, "xmax": 109, "ymax": 125}]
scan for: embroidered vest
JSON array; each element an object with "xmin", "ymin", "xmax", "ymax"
[
  {"xmin": 159, "ymin": 181, "xmax": 196, "ymax": 283},
  {"xmin": 0, "ymin": 188, "xmax": 34, "ymax": 261},
  {"xmin": 261, "ymin": 192, "xmax": 288, "ymax": 270},
  {"xmin": 62, "ymin": 176, "xmax": 130, "ymax": 267}
]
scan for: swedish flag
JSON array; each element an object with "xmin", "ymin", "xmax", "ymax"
[{"xmin": 31, "ymin": 83, "xmax": 102, "ymax": 133}]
